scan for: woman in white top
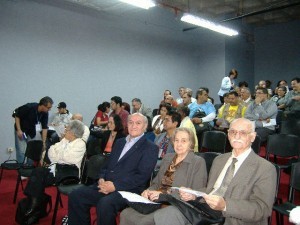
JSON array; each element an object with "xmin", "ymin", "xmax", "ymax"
[
  {"xmin": 218, "ymin": 69, "xmax": 238, "ymax": 104},
  {"xmin": 152, "ymin": 103, "xmax": 172, "ymax": 136}
]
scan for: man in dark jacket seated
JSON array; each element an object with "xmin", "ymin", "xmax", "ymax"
[{"xmin": 68, "ymin": 113, "xmax": 159, "ymax": 225}]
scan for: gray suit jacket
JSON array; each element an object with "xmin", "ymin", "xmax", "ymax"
[
  {"xmin": 149, "ymin": 152, "xmax": 207, "ymax": 198},
  {"xmin": 207, "ymin": 151, "xmax": 277, "ymax": 225}
]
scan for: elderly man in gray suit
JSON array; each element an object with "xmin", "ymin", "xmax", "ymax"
[{"xmin": 154, "ymin": 118, "xmax": 277, "ymax": 225}]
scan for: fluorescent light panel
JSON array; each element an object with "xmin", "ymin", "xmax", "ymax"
[
  {"xmin": 181, "ymin": 13, "xmax": 238, "ymax": 36},
  {"xmin": 119, "ymin": 0, "xmax": 156, "ymax": 9}
]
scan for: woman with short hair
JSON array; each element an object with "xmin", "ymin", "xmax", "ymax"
[
  {"xmin": 21, "ymin": 120, "xmax": 86, "ymax": 219},
  {"xmin": 119, "ymin": 127, "xmax": 207, "ymax": 225}
]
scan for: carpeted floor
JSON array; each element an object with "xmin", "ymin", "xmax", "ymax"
[{"xmin": 0, "ymin": 150, "xmax": 296, "ymax": 225}]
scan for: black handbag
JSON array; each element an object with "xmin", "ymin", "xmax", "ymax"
[
  {"xmin": 127, "ymin": 201, "xmax": 162, "ymax": 214},
  {"xmin": 193, "ymin": 110, "xmax": 212, "ymax": 133},
  {"xmin": 158, "ymin": 194, "xmax": 224, "ymax": 225},
  {"xmin": 15, "ymin": 193, "xmax": 52, "ymax": 225},
  {"xmin": 54, "ymin": 164, "xmax": 79, "ymax": 185}
]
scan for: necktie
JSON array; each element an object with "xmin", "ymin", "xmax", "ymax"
[{"xmin": 214, "ymin": 158, "xmax": 238, "ymax": 197}]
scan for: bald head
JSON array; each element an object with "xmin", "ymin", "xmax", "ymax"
[{"xmin": 72, "ymin": 113, "xmax": 83, "ymax": 122}]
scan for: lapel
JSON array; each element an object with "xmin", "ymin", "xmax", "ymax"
[{"xmin": 115, "ymin": 136, "xmax": 146, "ymax": 165}]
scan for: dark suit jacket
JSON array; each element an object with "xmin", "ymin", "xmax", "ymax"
[
  {"xmin": 100, "ymin": 135, "xmax": 158, "ymax": 194},
  {"xmin": 207, "ymin": 150, "xmax": 277, "ymax": 225}
]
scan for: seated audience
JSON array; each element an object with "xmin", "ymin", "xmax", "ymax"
[
  {"xmin": 152, "ymin": 103, "xmax": 172, "ymax": 136},
  {"xmin": 87, "ymin": 114, "xmax": 125, "ymax": 157},
  {"xmin": 164, "ymin": 94, "xmax": 178, "ymax": 108},
  {"xmin": 199, "ymin": 87, "xmax": 214, "ymax": 104},
  {"xmin": 121, "ymin": 102, "xmax": 131, "ymax": 114},
  {"xmin": 179, "ymin": 91, "xmax": 193, "ymax": 108},
  {"xmin": 131, "ymin": 98, "xmax": 152, "ymax": 119},
  {"xmin": 68, "ymin": 113, "xmax": 158, "ymax": 225},
  {"xmin": 119, "ymin": 127, "xmax": 207, "ymax": 225},
  {"xmin": 215, "ymin": 91, "xmax": 246, "ymax": 130},
  {"xmin": 110, "ymin": 96, "xmax": 129, "ymax": 133},
  {"xmin": 237, "ymin": 81, "xmax": 249, "ymax": 97},
  {"xmin": 245, "ymin": 87, "xmax": 277, "ymax": 142},
  {"xmin": 265, "ymin": 80, "xmax": 274, "ymax": 96},
  {"xmin": 240, "ymin": 87, "xmax": 253, "ymax": 107},
  {"xmin": 154, "ymin": 118, "xmax": 277, "ymax": 225},
  {"xmin": 48, "ymin": 101, "xmax": 72, "ymax": 144},
  {"xmin": 285, "ymin": 77, "xmax": 300, "ymax": 115},
  {"xmin": 22, "ymin": 120, "xmax": 86, "ymax": 218},
  {"xmin": 71, "ymin": 113, "xmax": 90, "ymax": 143},
  {"xmin": 177, "ymin": 106, "xmax": 198, "ymax": 151},
  {"xmin": 270, "ymin": 86, "xmax": 287, "ymax": 110},
  {"xmin": 91, "ymin": 101, "xmax": 110, "ymax": 128},
  {"xmin": 189, "ymin": 89, "xmax": 216, "ymax": 146},
  {"xmin": 175, "ymin": 86, "xmax": 185, "ymax": 104},
  {"xmin": 155, "ymin": 111, "xmax": 181, "ymax": 168},
  {"xmin": 278, "ymin": 79, "xmax": 290, "ymax": 93}
]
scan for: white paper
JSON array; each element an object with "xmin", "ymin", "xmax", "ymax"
[
  {"xmin": 171, "ymin": 187, "xmax": 207, "ymax": 197},
  {"xmin": 118, "ymin": 191, "xmax": 160, "ymax": 204},
  {"xmin": 262, "ymin": 118, "xmax": 276, "ymax": 127}
]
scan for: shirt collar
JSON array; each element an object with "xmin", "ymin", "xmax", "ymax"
[{"xmin": 126, "ymin": 133, "xmax": 144, "ymax": 143}]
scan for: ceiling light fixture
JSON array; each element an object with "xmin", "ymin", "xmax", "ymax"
[
  {"xmin": 181, "ymin": 13, "xmax": 239, "ymax": 36},
  {"xmin": 119, "ymin": 0, "xmax": 156, "ymax": 9}
]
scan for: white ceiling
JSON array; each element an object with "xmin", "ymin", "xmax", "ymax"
[{"xmin": 65, "ymin": 0, "xmax": 300, "ymax": 27}]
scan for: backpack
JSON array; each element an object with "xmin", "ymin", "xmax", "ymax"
[{"xmin": 15, "ymin": 193, "xmax": 52, "ymax": 225}]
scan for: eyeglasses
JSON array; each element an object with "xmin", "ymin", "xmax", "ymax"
[{"xmin": 228, "ymin": 129, "xmax": 252, "ymax": 138}]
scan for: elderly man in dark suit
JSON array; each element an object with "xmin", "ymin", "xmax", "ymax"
[
  {"xmin": 68, "ymin": 113, "xmax": 159, "ymax": 225},
  {"xmin": 154, "ymin": 118, "xmax": 277, "ymax": 225}
]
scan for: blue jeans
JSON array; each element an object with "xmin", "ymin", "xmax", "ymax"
[{"xmin": 14, "ymin": 129, "xmax": 33, "ymax": 165}]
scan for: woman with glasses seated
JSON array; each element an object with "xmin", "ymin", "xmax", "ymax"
[
  {"xmin": 20, "ymin": 120, "xmax": 86, "ymax": 220},
  {"xmin": 119, "ymin": 127, "xmax": 207, "ymax": 225}
]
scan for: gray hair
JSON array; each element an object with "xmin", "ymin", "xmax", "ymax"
[
  {"xmin": 132, "ymin": 98, "xmax": 142, "ymax": 104},
  {"xmin": 128, "ymin": 113, "xmax": 148, "ymax": 127},
  {"xmin": 185, "ymin": 88, "xmax": 193, "ymax": 97},
  {"xmin": 241, "ymin": 87, "xmax": 251, "ymax": 94},
  {"xmin": 68, "ymin": 120, "xmax": 85, "ymax": 138},
  {"xmin": 172, "ymin": 127, "xmax": 195, "ymax": 151},
  {"xmin": 230, "ymin": 118, "xmax": 255, "ymax": 132}
]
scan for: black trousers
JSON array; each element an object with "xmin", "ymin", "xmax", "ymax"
[
  {"xmin": 68, "ymin": 184, "xmax": 127, "ymax": 225},
  {"xmin": 24, "ymin": 167, "xmax": 55, "ymax": 199}
]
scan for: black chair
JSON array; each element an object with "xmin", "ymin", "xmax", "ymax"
[
  {"xmin": 275, "ymin": 110, "xmax": 284, "ymax": 132},
  {"xmin": 265, "ymin": 134, "xmax": 300, "ymax": 205},
  {"xmin": 280, "ymin": 119, "xmax": 300, "ymax": 138},
  {"xmin": 251, "ymin": 135, "xmax": 261, "ymax": 155},
  {"xmin": 214, "ymin": 104, "xmax": 223, "ymax": 114},
  {"xmin": 0, "ymin": 140, "xmax": 43, "ymax": 203},
  {"xmin": 51, "ymin": 154, "xmax": 107, "ymax": 225},
  {"xmin": 200, "ymin": 131, "xmax": 227, "ymax": 154},
  {"xmin": 196, "ymin": 152, "xmax": 221, "ymax": 174},
  {"xmin": 272, "ymin": 162, "xmax": 300, "ymax": 225}
]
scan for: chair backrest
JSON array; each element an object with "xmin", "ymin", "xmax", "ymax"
[
  {"xmin": 200, "ymin": 131, "xmax": 227, "ymax": 153},
  {"xmin": 251, "ymin": 135, "xmax": 261, "ymax": 154},
  {"xmin": 196, "ymin": 152, "xmax": 220, "ymax": 174},
  {"xmin": 280, "ymin": 119, "xmax": 300, "ymax": 138},
  {"xmin": 266, "ymin": 134, "xmax": 300, "ymax": 159},
  {"xmin": 214, "ymin": 104, "xmax": 223, "ymax": 114},
  {"xmin": 288, "ymin": 162, "xmax": 300, "ymax": 202},
  {"xmin": 86, "ymin": 154, "xmax": 107, "ymax": 180},
  {"xmin": 25, "ymin": 140, "xmax": 44, "ymax": 162}
]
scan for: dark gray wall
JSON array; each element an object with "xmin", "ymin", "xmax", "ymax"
[{"xmin": 254, "ymin": 20, "xmax": 300, "ymax": 88}]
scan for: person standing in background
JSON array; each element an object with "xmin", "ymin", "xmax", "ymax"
[
  {"xmin": 13, "ymin": 96, "xmax": 53, "ymax": 163},
  {"xmin": 218, "ymin": 69, "xmax": 238, "ymax": 104}
]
